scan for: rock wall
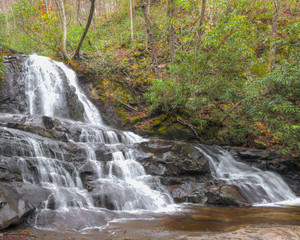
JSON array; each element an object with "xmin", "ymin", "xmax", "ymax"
[{"xmin": 0, "ymin": 54, "xmax": 29, "ymax": 114}]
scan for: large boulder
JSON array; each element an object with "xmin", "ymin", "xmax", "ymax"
[
  {"xmin": 135, "ymin": 140, "xmax": 251, "ymax": 207},
  {"xmin": 136, "ymin": 140, "xmax": 210, "ymax": 176},
  {"xmin": 0, "ymin": 183, "xmax": 36, "ymax": 230}
]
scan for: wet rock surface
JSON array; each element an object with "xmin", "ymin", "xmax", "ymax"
[
  {"xmin": 0, "ymin": 114, "xmax": 298, "ymax": 221},
  {"xmin": 135, "ymin": 140, "xmax": 250, "ymax": 206},
  {"xmin": 0, "ymin": 114, "xmax": 254, "ymax": 230},
  {"xmin": 137, "ymin": 140, "xmax": 210, "ymax": 177},
  {"xmin": 0, "ymin": 183, "xmax": 35, "ymax": 230},
  {"xmin": 0, "ymin": 54, "xmax": 28, "ymax": 114},
  {"xmin": 0, "ymin": 54, "xmax": 85, "ymax": 122},
  {"xmin": 225, "ymin": 146, "xmax": 300, "ymax": 194}
]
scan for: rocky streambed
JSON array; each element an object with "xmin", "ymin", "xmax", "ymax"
[{"xmin": 0, "ymin": 114, "xmax": 299, "ymax": 232}]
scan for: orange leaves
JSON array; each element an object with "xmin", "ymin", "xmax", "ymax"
[
  {"xmin": 38, "ymin": 1, "xmax": 55, "ymax": 19},
  {"xmin": 257, "ymin": 121, "xmax": 267, "ymax": 134}
]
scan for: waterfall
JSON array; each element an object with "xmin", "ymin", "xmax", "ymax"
[
  {"xmin": 1, "ymin": 54, "xmax": 299, "ymax": 232},
  {"xmin": 196, "ymin": 145, "xmax": 299, "ymax": 205},
  {"xmin": 23, "ymin": 54, "xmax": 104, "ymax": 126},
  {"xmin": 1, "ymin": 54, "xmax": 174, "ymax": 230}
]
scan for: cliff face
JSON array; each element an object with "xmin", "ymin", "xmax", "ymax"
[{"xmin": 0, "ymin": 54, "xmax": 29, "ymax": 114}]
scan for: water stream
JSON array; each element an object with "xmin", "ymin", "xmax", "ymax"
[
  {"xmin": 0, "ymin": 54, "xmax": 299, "ymax": 234},
  {"xmin": 196, "ymin": 145, "xmax": 299, "ymax": 206},
  {"xmin": 2, "ymin": 54, "xmax": 175, "ymax": 230}
]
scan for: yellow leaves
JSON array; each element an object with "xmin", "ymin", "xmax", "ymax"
[{"xmin": 272, "ymin": 132, "xmax": 282, "ymax": 142}]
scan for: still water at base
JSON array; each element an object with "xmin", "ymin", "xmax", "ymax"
[{"xmin": 2, "ymin": 205, "xmax": 300, "ymax": 239}]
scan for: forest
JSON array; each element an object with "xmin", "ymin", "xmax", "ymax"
[{"xmin": 0, "ymin": 0, "xmax": 299, "ymax": 156}]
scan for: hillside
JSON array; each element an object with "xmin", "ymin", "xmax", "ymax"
[{"xmin": 0, "ymin": 0, "xmax": 299, "ymax": 157}]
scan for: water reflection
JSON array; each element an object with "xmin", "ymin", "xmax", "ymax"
[{"xmin": 161, "ymin": 205, "xmax": 300, "ymax": 232}]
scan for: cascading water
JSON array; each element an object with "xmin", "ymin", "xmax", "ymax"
[
  {"xmin": 0, "ymin": 54, "xmax": 175, "ymax": 230},
  {"xmin": 24, "ymin": 54, "xmax": 104, "ymax": 125},
  {"xmin": 1, "ymin": 54, "xmax": 299, "ymax": 233},
  {"xmin": 196, "ymin": 145, "xmax": 300, "ymax": 205}
]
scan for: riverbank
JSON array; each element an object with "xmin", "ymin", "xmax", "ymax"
[{"xmin": 2, "ymin": 225, "xmax": 300, "ymax": 240}]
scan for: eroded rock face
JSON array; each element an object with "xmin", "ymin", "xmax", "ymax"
[
  {"xmin": 0, "ymin": 54, "xmax": 86, "ymax": 122},
  {"xmin": 0, "ymin": 54, "xmax": 29, "ymax": 114},
  {"xmin": 0, "ymin": 183, "xmax": 36, "ymax": 230},
  {"xmin": 135, "ymin": 140, "xmax": 250, "ymax": 206},
  {"xmin": 0, "ymin": 114, "xmax": 252, "ymax": 219},
  {"xmin": 137, "ymin": 140, "xmax": 210, "ymax": 176},
  {"xmin": 226, "ymin": 147, "xmax": 300, "ymax": 195}
]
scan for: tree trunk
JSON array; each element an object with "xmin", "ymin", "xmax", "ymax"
[
  {"xmin": 167, "ymin": 0, "xmax": 175, "ymax": 63},
  {"xmin": 198, "ymin": 0, "xmax": 206, "ymax": 39},
  {"xmin": 1, "ymin": 0, "xmax": 9, "ymax": 38},
  {"xmin": 59, "ymin": 0, "xmax": 69, "ymax": 59},
  {"xmin": 141, "ymin": 0, "xmax": 161, "ymax": 77},
  {"xmin": 209, "ymin": 0, "xmax": 215, "ymax": 27},
  {"xmin": 77, "ymin": 0, "xmax": 82, "ymax": 26},
  {"xmin": 130, "ymin": 0, "xmax": 134, "ymax": 41},
  {"xmin": 269, "ymin": 0, "xmax": 280, "ymax": 70},
  {"xmin": 145, "ymin": 0, "xmax": 151, "ymax": 51},
  {"xmin": 72, "ymin": 0, "xmax": 96, "ymax": 59}
]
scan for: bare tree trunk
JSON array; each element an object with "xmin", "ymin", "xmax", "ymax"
[
  {"xmin": 269, "ymin": 0, "xmax": 280, "ymax": 70},
  {"xmin": 130, "ymin": 0, "xmax": 134, "ymax": 41},
  {"xmin": 1, "ymin": 0, "xmax": 9, "ymax": 38},
  {"xmin": 198, "ymin": 0, "xmax": 206, "ymax": 39},
  {"xmin": 59, "ymin": 0, "xmax": 69, "ymax": 59},
  {"xmin": 72, "ymin": 0, "xmax": 96, "ymax": 59},
  {"xmin": 145, "ymin": 0, "xmax": 150, "ymax": 51},
  {"xmin": 77, "ymin": 0, "xmax": 83, "ymax": 26},
  {"xmin": 141, "ymin": 0, "xmax": 161, "ymax": 77},
  {"xmin": 167, "ymin": 0, "xmax": 175, "ymax": 63},
  {"xmin": 209, "ymin": 0, "xmax": 215, "ymax": 27}
]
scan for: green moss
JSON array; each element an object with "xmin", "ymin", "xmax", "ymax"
[
  {"xmin": 14, "ymin": 173, "xmax": 21, "ymax": 178},
  {"xmin": 157, "ymin": 122, "xmax": 194, "ymax": 139},
  {"xmin": 250, "ymin": 63, "xmax": 268, "ymax": 77},
  {"xmin": 254, "ymin": 140, "xmax": 268, "ymax": 149},
  {"xmin": 158, "ymin": 125, "xmax": 168, "ymax": 133},
  {"xmin": 54, "ymin": 118, "xmax": 62, "ymax": 125},
  {"xmin": 180, "ymin": 145, "xmax": 196, "ymax": 156}
]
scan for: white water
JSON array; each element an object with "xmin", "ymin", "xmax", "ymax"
[
  {"xmin": 24, "ymin": 54, "xmax": 104, "ymax": 126},
  {"xmin": 14, "ymin": 55, "xmax": 175, "ymax": 229},
  {"xmin": 196, "ymin": 145, "xmax": 300, "ymax": 205}
]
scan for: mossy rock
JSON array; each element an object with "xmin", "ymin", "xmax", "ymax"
[
  {"xmin": 157, "ymin": 122, "xmax": 195, "ymax": 140},
  {"xmin": 219, "ymin": 185, "xmax": 249, "ymax": 206},
  {"xmin": 217, "ymin": 127, "xmax": 249, "ymax": 146},
  {"xmin": 254, "ymin": 140, "xmax": 267, "ymax": 149}
]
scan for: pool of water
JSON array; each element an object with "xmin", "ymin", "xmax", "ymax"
[{"xmin": 1, "ymin": 205, "xmax": 300, "ymax": 240}]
